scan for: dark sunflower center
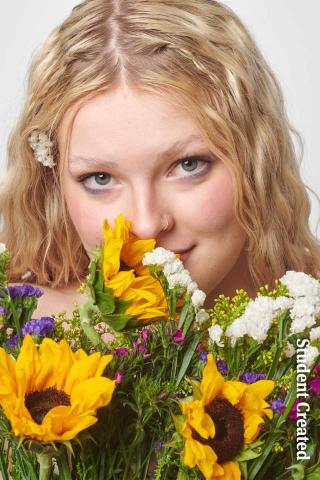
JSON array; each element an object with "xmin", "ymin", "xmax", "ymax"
[
  {"xmin": 193, "ymin": 398, "xmax": 244, "ymax": 464},
  {"xmin": 120, "ymin": 259, "xmax": 132, "ymax": 271},
  {"xmin": 25, "ymin": 387, "xmax": 71, "ymax": 425}
]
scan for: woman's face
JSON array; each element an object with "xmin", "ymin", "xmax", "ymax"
[{"xmin": 59, "ymin": 85, "xmax": 254, "ymax": 304}]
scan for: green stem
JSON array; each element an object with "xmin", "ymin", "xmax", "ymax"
[
  {"xmin": 56, "ymin": 450, "xmax": 72, "ymax": 480},
  {"xmin": 36, "ymin": 452, "xmax": 53, "ymax": 480},
  {"xmin": 7, "ymin": 298, "xmax": 22, "ymax": 344}
]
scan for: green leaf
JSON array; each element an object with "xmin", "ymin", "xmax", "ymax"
[
  {"xmin": 236, "ymin": 449, "xmax": 262, "ymax": 462},
  {"xmin": 96, "ymin": 290, "xmax": 115, "ymax": 314},
  {"xmin": 79, "ymin": 298, "xmax": 100, "ymax": 325},
  {"xmin": 172, "ymin": 415, "xmax": 185, "ymax": 436},
  {"xmin": 102, "ymin": 313, "xmax": 132, "ymax": 331},
  {"xmin": 176, "ymin": 334, "xmax": 200, "ymax": 386},
  {"xmin": 177, "ymin": 470, "xmax": 189, "ymax": 480},
  {"xmin": 286, "ymin": 464, "xmax": 305, "ymax": 480},
  {"xmin": 115, "ymin": 298, "xmax": 132, "ymax": 314},
  {"xmin": 306, "ymin": 465, "xmax": 320, "ymax": 479},
  {"xmin": 82, "ymin": 323, "xmax": 102, "ymax": 347}
]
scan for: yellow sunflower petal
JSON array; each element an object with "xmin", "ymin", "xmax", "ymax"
[
  {"xmin": 41, "ymin": 405, "xmax": 98, "ymax": 442},
  {"xmin": 210, "ymin": 461, "xmax": 241, "ymax": 480},
  {"xmin": 200, "ymin": 354, "xmax": 225, "ymax": 405},
  {"xmin": 106, "ymin": 270, "xmax": 135, "ymax": 297},
  {"xmin": 121, "ymin": 238, "xmax": 156, "ymax": 268},
  {"xmin": 0, "ymin": 347, "xmax": 18, "ymax": 396},
  {"xmin": 54, "ymin": 340, "xmax": 75, "ymax": 391},
  {"xmin": 184, "ymin": 403, "xmax": 215, "ymax": 440},
  {"xmin": 238, "ymin": 380, "xmax": 274, "ymax": 415},
  {"xmin": 34, "ymin": 338, "xmax": 60, "ymax": 391},
  {"xmin": 242, "ymin": 411, "xmax": 266, "ymax": 443},
  {"xmin": 114, "ymin": 214, "xmax": 131, "ymax": 243},
  {"xmin": 64, "ymin": 353, "xmax": 113, "ymax": 394},
  {"xmin": 221, "ymin": 381, "xmax": 247, "ymax": 406},
  {"xmin": 71, "ymin": 376, "xmax": 115, "ymax": 412},
  {"xmin": 184, "ymin": 437, "xmax": 219, "ymax": 479},
  {"xmin": 15, "ymin": 335, "xmax": 38, "ymax": 396},
  {"xmin": 103, "ymin": 238, "xmax": 123, "ymax": 280}
]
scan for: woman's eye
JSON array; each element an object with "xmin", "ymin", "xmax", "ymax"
[
  {"xmin": 171, "ymin": 156, "xmax": 212, "ymax": 178},
  {"xmin": 79, "ymin": 173, "xmax": 114, "ymax": 192}
]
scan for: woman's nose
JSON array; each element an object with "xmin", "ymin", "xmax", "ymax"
[
  {"xmin": 131, "ymin": 210, "xmax": 172, "ymax": 240},
  {"xmin": 127, "ymin": 189, "xmax": 173, "ymax": 240}
]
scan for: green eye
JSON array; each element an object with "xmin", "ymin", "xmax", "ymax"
[
  {"xmin": 181, "ymin": 158, "xmax": 199, "ymax": 172},
  {"xmin": 94, "ymin": 173, "xmax": 111, "ymax": 185}
]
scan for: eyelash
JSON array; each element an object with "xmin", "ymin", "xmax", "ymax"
[{"xmin": 76, "ymin": 155, "xmax": 213, "ymax": 194}]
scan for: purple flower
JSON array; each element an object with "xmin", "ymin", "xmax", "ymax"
[
  {"xmin": 140, "ymin": 327, "xmax": 150, "ymax": 341},
  {"xmin": 172, "ymin": 329, "xmax": 184, "ymax": 345},
  {"xmin": 115, "ymin": 372, "xmax": 124, "ymax": 385},
  {"xmin": 288, "ymin": 399, "xmax": 299, "ymax": 420},
  {"xmin": 258, "ymin": 422, "xmax": 268, "ymax": 431},
  {"xmin": 154, "ymin": 441, "xmax": 164, "ymax": 451},
  {"xmin": 310, "ymin": 378, "xmax": 320, "ymax": 396},
  {"xmin": 8, "ymin": 285, "xmax": 43, "ymax": 299},
  {"xmin": 240, "ymin": 371, "xmax": 266, "ymax": 384},
  {"xmin": 0, "ymin": 306, "xmax": 7, "ymax": 315},
  {"xmin": 22, "ymin": 317, "xmax": 55, "ymax": 338},
  {"xmin": 114, "ymin": 347, "xmax": 129, "ymax": 357},
  {"xmin": 133, "ymin": 342, "xmax": 148, "ymax": 353},
  {"xmin": 270, "ymin": 399, "xmax": 286, "ymax": 414},
  {"xmin": 7, "ymin": 334, "xmax": 18, "ymax": 348},
  {"xmin": 199, "ymin": 352, "xmax": 208, "ymax": 363},
  {"xmin": 216, "ymin": 360, "xmax": 228, "ymax": 376}
]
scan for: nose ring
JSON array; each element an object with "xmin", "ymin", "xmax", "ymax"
[{"xmin": 161, "ymin": 215, "xmax": 170, "ymax": 232}]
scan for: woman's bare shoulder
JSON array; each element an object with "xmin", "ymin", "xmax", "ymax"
[{"xmin": 9, "ymin": 282, "xmax": 85, "ymax": 318}]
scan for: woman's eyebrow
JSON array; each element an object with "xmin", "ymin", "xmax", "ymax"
[{"xmin": 68, "ymin": 133, "xmax": 205, "ymax": 169}]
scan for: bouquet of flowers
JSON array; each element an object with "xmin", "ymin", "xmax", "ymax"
[{"xmin": 0, "ymin": 215, "xmax": 319, "ymax": 480}]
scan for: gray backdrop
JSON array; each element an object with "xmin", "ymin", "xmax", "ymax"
[{"xmin": 1, "ymin": 0, "xmax": 319, "ymax": 235}]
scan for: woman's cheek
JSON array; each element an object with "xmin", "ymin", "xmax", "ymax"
[{"xmin": 190, "ymin": 167, "xmax": 236, "ymax": 233}]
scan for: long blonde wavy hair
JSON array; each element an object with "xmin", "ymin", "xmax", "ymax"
[{"xmin": 0, "ymin": 0, "xmax": 319, "ymax": 288}]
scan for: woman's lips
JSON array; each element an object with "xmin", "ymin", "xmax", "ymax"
[{"xmin": 176, "ymin": 245, "xmax": 195, "ymax": 262}]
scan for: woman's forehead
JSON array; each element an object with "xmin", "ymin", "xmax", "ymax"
[{"xmin": 58, "ymin": 88, "xmax": 209, "ymax": 165}]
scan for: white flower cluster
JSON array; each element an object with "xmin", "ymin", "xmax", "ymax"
[
  {"xmin": 280, "ymin": 271, "xmax": 320, "ymax": 335},
  {"xmin": 28, "ymin": 130, "xmax": 56, "ymax": 168},
  {"xmin": 208, "ymin": 324, "xmax": 224, "ymax": 347},
  {"xmin": 304, "ymin": 345, "xmax": 320, "ymax": 368},
  {"xmin": 225, "ymin": 296, "xmax": 276, "ymax": 345},
  {"xmin": 142, "ymin": 247, "xmax": 207, "ymax": 317},
  {"xmin": 0, "ymin": 243, "xmax": 6, "ymax": 254}
]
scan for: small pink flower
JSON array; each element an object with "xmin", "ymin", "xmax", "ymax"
[
  {"xmin": 140, "ymin": 327, "xmax": 150, "ymax": 341},
  {"xmin": 101, "ymin": 332, "xmax": 115, "ymax": 344},
  {"xmin": 115, "ymin": 371, "xmax": 124, "ymax": 384},
  {"xmin": 114, "ymin": 347, "xmax": 129, "ymax": 357},
  {"xmin": 314, "ymin": 364, "xmax": 320, "ymax": 376},
  {"xmin": 133, "ymin": 341, "xmax": 148, "ymax": 353},
  {"xmin": 172, "ymin": 329, "xmax": 184, "ymax": 345}
]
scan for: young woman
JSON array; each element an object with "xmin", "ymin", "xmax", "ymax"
[{"xmin": 0, "ymin": 0, "xmax": 319, "ymax": 318}]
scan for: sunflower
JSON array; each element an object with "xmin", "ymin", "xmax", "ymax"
[
  {"xmin": 0, "ymin": 335, "xmax": 115, "ymax": 442},
  {"xmin": 102, "ymin": 214, "xmax": 167, "ymax": 320},
  {"xmin": 179, "ymin": 354, "xmax": 274, "ymax": 479}
]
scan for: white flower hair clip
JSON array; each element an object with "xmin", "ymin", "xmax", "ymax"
[{"xmin": 28, "ymin": 130, "xmax": 56, "ymax": 168}]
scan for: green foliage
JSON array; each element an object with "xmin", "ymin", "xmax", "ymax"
[{"xmin": 208, "ymin": 289, "xmax": 251, "ymax": 329}]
